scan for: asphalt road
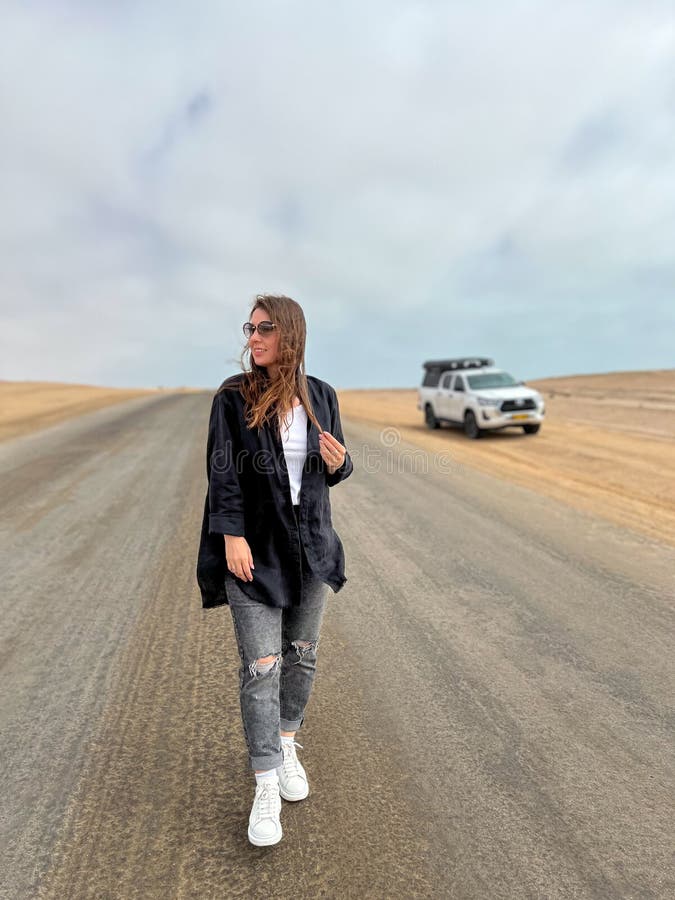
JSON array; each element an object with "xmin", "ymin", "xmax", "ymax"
[{"xmin": 1, "ymin": 393, "xmax": 673, "ymax": 900}]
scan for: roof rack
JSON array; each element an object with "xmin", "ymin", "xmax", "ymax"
[{"xmin": 422, "ymin": 357, "xmax": 494, "ymax": 371}]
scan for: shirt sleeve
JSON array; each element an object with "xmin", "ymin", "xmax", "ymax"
[
  {"xmin": 325, "ymin": 386, "xmax": 354, "ymax": 487},
  {"xmin": 207, "ymin": 393, "xmax": 246, "ymax": 536}
]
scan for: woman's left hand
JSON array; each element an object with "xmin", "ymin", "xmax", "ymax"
[{"xmin": 319, "ymin": 430, "xmax": 346, "ymax": 474}]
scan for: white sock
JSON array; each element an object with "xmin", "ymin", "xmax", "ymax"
[
  {"xmin": 280, "ymin": 734, "xmax": 296, "ymax": 745},
  {"xmin": 255, "ymin": 768, "xmax": 279, "ymax": 785}
]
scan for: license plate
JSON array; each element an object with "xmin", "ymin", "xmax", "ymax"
[{"xmin": 511, "ymin": 413, "xmax": 530, "ymax": 420}]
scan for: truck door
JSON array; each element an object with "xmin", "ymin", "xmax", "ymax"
[
  {"xmin": 436, "ymin": 372, "xmax": 454, "ymax": 418},
  {"xmin": 446, "ymin": 374, "xmax": 466, "ymax": 421}
]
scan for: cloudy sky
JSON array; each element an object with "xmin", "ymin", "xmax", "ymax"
[{"xmin": 1, "ymin": 0, "xmax": 673, "ymax": 390}]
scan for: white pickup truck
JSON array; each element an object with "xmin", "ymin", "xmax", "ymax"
[{"xmin": 417, "ymin": 357, "xmax": 545, "ymax": 438}]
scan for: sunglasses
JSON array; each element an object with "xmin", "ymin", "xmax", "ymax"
[{"xmin": 243, "ymin": 320, "xmax": 278, "ymax": 338}]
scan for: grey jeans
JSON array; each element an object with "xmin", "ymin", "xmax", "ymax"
[{"xmin": 225, "ymin": 505, "xmax": 329, "ymax": 771}]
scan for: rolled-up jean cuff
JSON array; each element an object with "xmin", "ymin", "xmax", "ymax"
[
  {"xmin": 280, "ymin": 717, "xmax": 304, "ymax": 732},
  {"xmin": 250, "ymin": 752, "xmax": 283, "ymax": 771}
]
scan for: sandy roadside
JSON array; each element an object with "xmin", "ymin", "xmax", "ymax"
[
  {"xmin": 0, "ymin": 381, "xmax": 199, "ymax": 443},
  {"xmin": 3, "ymin": 371, "xmax": 673, "ymax": 549},
  {"xmin": 336, "ymin": 370, "xmax": 675, "ymax": 549}
]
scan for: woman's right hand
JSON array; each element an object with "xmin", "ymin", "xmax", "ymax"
[{"xmin": 224, "ymin": 535, "xmax": 255, "ymax": 582}]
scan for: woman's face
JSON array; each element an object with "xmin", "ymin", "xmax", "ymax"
[{"xmin": 248, "ymin": 306, "xmax": 280, "ymax": 370}]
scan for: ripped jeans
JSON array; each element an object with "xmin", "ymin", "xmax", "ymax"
[{"xmin": 225, "ymin": 506, "xmax": 329, "ymax": 771}]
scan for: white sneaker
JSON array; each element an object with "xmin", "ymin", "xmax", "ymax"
[
  {"xmin": 277, "ymin": 740, "xmax": 309, "ymax": 801},
  {"xmin": 248, "ymin": 779, "xmax": 282, "ymax": 846}
]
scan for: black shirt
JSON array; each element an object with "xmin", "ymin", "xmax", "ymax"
[{"xmin": 196, "ymin": 373, "xmax": 353, "ymax": 609}]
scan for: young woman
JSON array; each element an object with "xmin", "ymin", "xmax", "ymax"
[{"xmin": 196, "ymin": 293, "xmax": 353, "ymax": 846}]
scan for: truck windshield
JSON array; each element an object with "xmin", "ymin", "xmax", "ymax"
[{"xmin": 467, "ymin": 372, "xmax": 519, "ymax": 389}]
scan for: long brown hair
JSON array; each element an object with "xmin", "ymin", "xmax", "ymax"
[{"xmin": 217, "ymin": 293, "xmax": 325, "ymax": 440}]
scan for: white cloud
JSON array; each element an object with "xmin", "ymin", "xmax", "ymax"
[{"xmin": 1, "ymin": 0, "xmax": 673, "ymax": 387}]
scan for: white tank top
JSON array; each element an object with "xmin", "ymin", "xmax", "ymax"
[{"xmin": 280, "ymin": 402, "xmax": 308, "ymax": 505}]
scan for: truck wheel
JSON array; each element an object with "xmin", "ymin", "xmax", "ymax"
[
  {"xmin": 522, "ymin": 424, "xmax": 541, "ymax": 435},
  {"xmin": 424, "ymin": 404, "xmax": 440, "ymax": 429},
  {"xmin": 464, "ymin": 410, "xmax": 482, "ymax": 439}
]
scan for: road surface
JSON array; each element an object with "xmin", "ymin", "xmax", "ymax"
[{"xmin": 1, "ymin": 393, "xmax": 673, "ymax": 899}]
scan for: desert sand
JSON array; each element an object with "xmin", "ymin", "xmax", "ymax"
[
  {"xmin": 336, "ymin": 370, "xmax": 675, "ymax": 548},
  {"xmin": 2, "ymin": 370, "xmax": 673, "ymax": 548},
  {"xmin": 0, "ymin": 381, "xmax": 198, "ymax": 443}
]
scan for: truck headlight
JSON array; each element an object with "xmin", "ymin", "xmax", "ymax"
[{"xmin": 477, "ymin": 397, "xmax": 500, "ymax": 407}]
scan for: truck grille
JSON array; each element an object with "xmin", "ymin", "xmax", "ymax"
[{"xmin": 500, "ymin": 398, "xmax": 537, "ymax": 412}]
